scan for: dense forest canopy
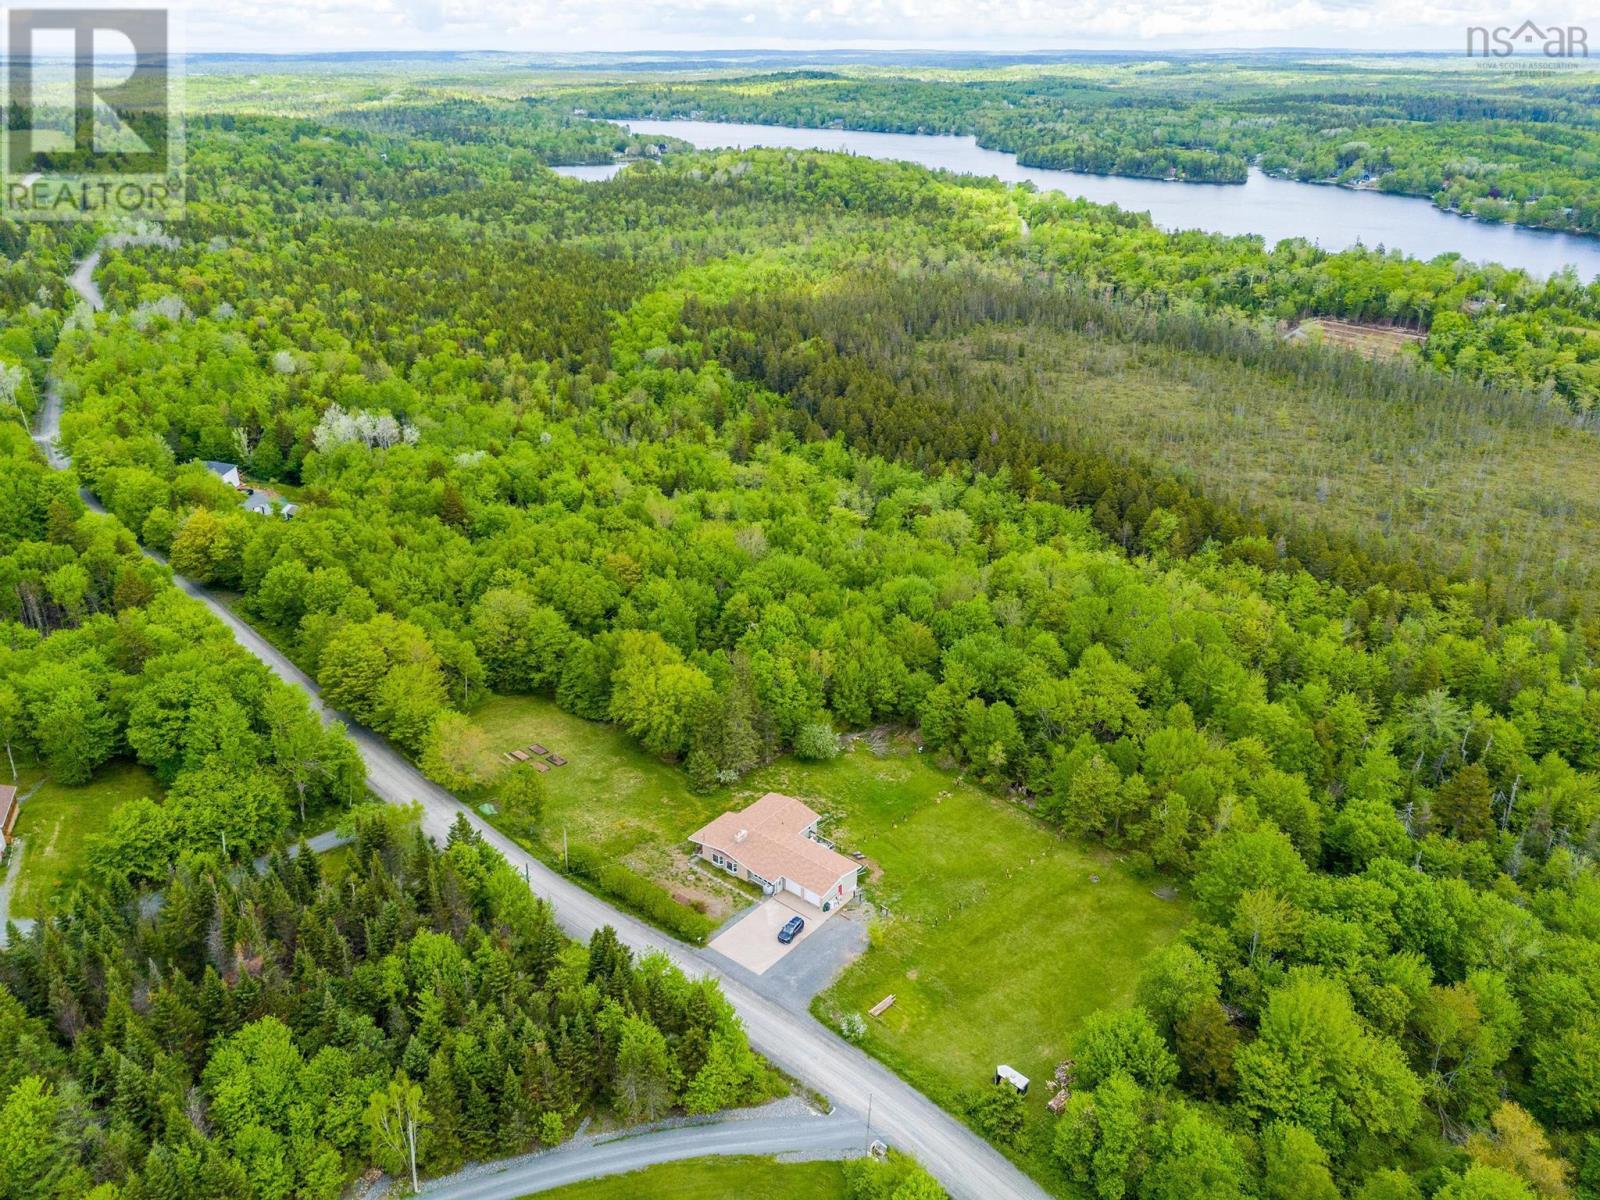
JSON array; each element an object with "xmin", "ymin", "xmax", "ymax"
[
  {"xmin": 284, "ymin": 92, "xmax": 1600, "ymax": 413},
  {"xmin": 550, "ymin": 58, "xmax": 1600, "ymax": 235},
  {"xmin": 1, "ymin": 54, "xmax": 1600, "ymax": 1200},
  {"xmin": 0, "ymin": 805, "xmax": 777, "ymax": 1198}
]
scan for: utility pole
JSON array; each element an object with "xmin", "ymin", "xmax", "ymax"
[
  {"xmin": 864, "ymin": 1093, "xmax": 873, "ymax": 1154},
  {"xmin": 563, "ymin": 826, "xmax": 569, "ymax": 871}
]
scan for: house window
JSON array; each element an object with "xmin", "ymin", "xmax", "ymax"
[{"xmin": 710, "ymin": 852, "xmax": 723, "ymax": 867}]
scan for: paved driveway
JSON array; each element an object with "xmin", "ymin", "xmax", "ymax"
[
  {"xmin": 709, "ymin": 894, "xmax": 830, "ymax": 974},
  {"xmin": 406, "ymin": 1103, "xmax": 864, "ymax": 1200}
]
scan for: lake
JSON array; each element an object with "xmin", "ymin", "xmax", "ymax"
[
  {"xmin": 552, "ymin": 163, "xmax": 628, "ymax": 181},
  {"xmin": 613, "ymin": 118, "xmax": 1600, "ymax": 282}
]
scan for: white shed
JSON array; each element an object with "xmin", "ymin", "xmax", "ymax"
[{"xmin": 995, "ymin": 1064, "xmax": 1030, "ymax": 1094}]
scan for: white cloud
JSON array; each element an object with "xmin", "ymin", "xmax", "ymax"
[{"xmin": 171, "ymin": 0, "xmax": 1600, "ymax": 53}]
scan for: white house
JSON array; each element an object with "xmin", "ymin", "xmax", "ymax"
[
  {"xmin": 689, "ymin": 792, "xmax": 860, "ymax": 912},
  {"xmin": 203, "ymin": 460, "xmax": 242, "ymax": 489}
]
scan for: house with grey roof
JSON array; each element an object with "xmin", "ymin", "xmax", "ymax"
[
  {"xmin": 241, "ymin": 489, "xmax": 297, "ymax": 519},
  {"xmin": 203, "ymin": 461, "xmax": 242, "ymax": 489}
]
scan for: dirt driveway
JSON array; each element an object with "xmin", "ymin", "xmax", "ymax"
[{"xmin": 708, "ymin": 893, "xmax": 831, "ymax": 975}]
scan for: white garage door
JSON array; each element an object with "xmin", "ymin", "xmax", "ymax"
[{"xmin": 783, "ymin": 877, "xmax": 803, "ymax": 897}]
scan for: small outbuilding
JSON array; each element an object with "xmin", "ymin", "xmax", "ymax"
[{"xmin": 995, "ymin": 1065, "xmax": 1030, "ymax": 1095}]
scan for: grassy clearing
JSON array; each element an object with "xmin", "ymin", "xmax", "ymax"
[
  {"xmin": 1286, "ymin": 317, "xmax": 1425, "ymax": 360},
  {"xmin": 756, "ymin": 740, "xmax": 1186, "ymax": 1186},
  {"xmin": 9, "ymin": 760, "xmax": 163, "ymax": 918},
  {"xmin": 522, "ymin": 1156, "xmax": 848, "ymax": 1200},
  {"xmin": 462, "ymin": 695, "xmax": 754, "ymax": 920},
  {"xmin": 462, "ymin": 698, "xmax": 1185, "ymax": 1189},
  {"xmin": 316, "ymin": 842, "xmax": 354, "ymax": 881},
  {"xmin": 943, "ymin": 325, "xmax": 1600, "ymax": 604}
]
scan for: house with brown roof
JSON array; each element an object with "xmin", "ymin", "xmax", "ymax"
[
  {"xmin": 688, "ymin": 792, "xmax": 860, "ymax": 912},
  {"xmin": 0, "ymin": 785, "xmax": 18, "ymax": 848}
]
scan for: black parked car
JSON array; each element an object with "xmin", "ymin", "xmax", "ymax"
[{"xmin": 778, "ymin": 915, "xmax": 805, "ymax": 944}]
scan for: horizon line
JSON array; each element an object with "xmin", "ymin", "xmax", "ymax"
[{"xmin": 133, "ymin": 44, "xmax": 1567, "ymax": 59}]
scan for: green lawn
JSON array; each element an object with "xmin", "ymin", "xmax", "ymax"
[
  {"xmin": 462, "ymin": 698, "xmax": 1185, "ymax": 1190},
  {"xmin": 521, "ymin": 1156, "xmax": 847, "ymax": 1200},
  {"xmin": 316, "ymin": 841, "xmax": 354, "ymax": 881},
  {"xmin": 462, "ymin": 695, "xmax": 754, "ymax": 919},
  {"xmin": 755, "ymin": 741, "xmax": 1187, "ymax": 1178},
  {"xmin": 8, "ymin": 760, "xmax": 163, "ymax": 918}
]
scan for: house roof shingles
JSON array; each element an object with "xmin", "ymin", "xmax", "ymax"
[{"xmin": 689, "ymin": 792, "xmax": 858, "ymax": 896}]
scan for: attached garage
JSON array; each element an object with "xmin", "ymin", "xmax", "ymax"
[{"xmin": 688, "ymin": 792, "xmax": 862, "ymax": 912}]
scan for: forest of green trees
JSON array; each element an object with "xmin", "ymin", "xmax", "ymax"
[
  {"xmin": 0, "ymin": 417, "xmax": 365, "ymax": 873},
  {"xmin": 309, "ymin": 94, "xmax": 1600, "ymax": 412},
  {"xmin": 555, "ymin": 58, "xmax": 1600, "ymax": 235},
  {"xmin": 0, "ymin": 371, "xmax": 781, "ymax": 1199},
  {"xmin": 0, "ymin": 805, "xmax": 777, "ymax": 1197},
  {"xmin": 2, "ymin": 66, "xmax": 1599, "ymax": 1199}
]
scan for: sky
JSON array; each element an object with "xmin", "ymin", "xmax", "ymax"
[{"xmin": 86, "ymin": 0, "xmax": 1600, "ymax": 55}]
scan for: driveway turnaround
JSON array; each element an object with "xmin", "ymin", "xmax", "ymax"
[
  {"xmin": 755, "ymin": 907, "xmax": 869, "ymax": 1011},
  {"xmin": 35, "ymin": 248, "xmax": 1049, "ymax": 1200},
  {"xmin": 413, "ymin": 1110, "xmax": 866, "ymax": 1200},
  {"xmin": 709, "ymin": 894, "xmax": 829, "ymax": 974}
]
